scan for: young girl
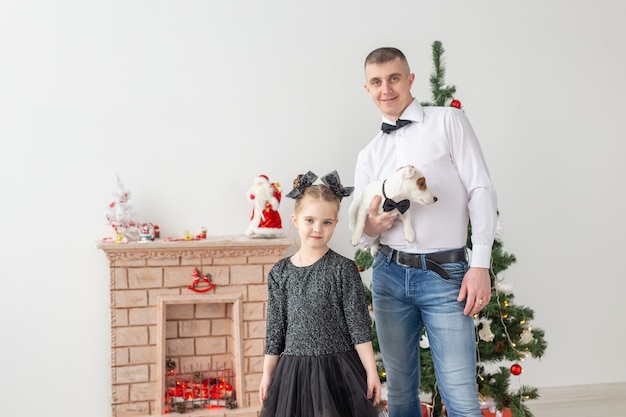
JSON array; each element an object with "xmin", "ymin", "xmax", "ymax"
[{"xmin": 258, "ymin": 170, "xmax": 381, "ymax": 417}]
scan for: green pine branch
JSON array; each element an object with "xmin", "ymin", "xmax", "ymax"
[
  {"xmin": 355, "ymin": 248, "xmax": 374, "ymax": 272},
  {"xmin": 422, "ymin": 40, "xmax": 457, "ymax": 107}
]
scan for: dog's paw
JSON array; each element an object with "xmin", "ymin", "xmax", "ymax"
[{"xmin": 405, "ymin": 229, "xmax": 416, "ymax": 243}]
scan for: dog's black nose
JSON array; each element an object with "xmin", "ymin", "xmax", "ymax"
[{"xmin": 434, "ymin": 196, "xmax": 438, "ymax": 202}]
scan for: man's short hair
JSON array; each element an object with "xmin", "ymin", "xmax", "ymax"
[{"xmin": 364, "ymin": 47, "xmax": 409, "ymax": 72}]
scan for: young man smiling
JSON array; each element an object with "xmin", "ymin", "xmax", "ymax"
[{"xmin": 353, "ymin": 47, "xmax": 498, "ymax": 417}]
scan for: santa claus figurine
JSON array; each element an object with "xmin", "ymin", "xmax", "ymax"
[{"xmin": 245, "ymin": 174, "xmax": 283, "ymax": 237}]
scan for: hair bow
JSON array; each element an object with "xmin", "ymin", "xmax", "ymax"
[
  {"xmin": 321, "ymin": 170, "xmax": 354, "ymax": 201},
  {"xmin": 285, "ymin": 171, "xmax": 318, "ymax": 199}
]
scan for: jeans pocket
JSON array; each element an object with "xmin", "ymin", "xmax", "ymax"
[
  {"xmin": 436, "ymin": 261, "xmax": 469, "ymax": 283},
  {"xmin": 372, "ymin": 251, "xmax": 384, "ymax": 271}
]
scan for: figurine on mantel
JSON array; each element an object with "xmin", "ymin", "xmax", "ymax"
[
  {"xmin": 163, "ymin": 227, "xmax": 207, "ymax": 242},
  {"xmin": 245, "ymin": 174, "xmax": 283, "ymax": 237},
  {"xmin": 138, "ymin": 223, "xmax": 156, "ymax": 241}
]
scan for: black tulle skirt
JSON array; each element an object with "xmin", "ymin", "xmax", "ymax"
[{"xmin": 260, "ymin": 350, "xmax": 379, "ymax": 417}]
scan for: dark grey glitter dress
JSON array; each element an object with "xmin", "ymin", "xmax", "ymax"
[{"xmin": 260, "ymin": 249, "xmax": 378, "ymax": 417}]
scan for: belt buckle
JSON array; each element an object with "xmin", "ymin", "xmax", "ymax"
[{"xmin": 395, "ymin": 252, "xmax": 417, "ymax": 268}]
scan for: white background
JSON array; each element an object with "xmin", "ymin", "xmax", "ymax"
[{"xmin": 1, "ymin": 1, "xmax": 625, "ymax": 416}]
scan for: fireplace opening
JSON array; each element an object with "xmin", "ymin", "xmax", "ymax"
[
  {"xmin": 164, "ymin": 359, "xmax": 236, "ymax": 413},
  {"xmin": 156, "ymin": 294, "xmax": 244, "ymax": 415}
]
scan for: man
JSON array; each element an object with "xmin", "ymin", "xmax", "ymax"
[{"xmin": 354, "ymin": 47, "xmax": 497, "ymax": 417}]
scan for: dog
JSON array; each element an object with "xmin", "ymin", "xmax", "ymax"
[{"xmin": 348, "ymin": 165, "xmax": 437, "ymax": 255}]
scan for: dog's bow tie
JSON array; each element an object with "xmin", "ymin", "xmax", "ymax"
[
  {"xmin": 381, "ymin": 178, "xmax": 411, "ymax": 214},
  {"xmin": 382, "ymin": 198, "xmax": 411, "ymax": 214},
  {"xmin": 381, "ymin": 119, "xmax": 412, "ymax": 134}
]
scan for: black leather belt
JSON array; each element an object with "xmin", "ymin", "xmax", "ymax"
[{"xmin": 378, "ymin": 245, "xmax": 466, "ymax": 279}]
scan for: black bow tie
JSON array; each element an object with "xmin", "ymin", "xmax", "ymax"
[
  {"xmin": 381, "ymin": 178, "xmax": 411, "ymax": 214},
  {"xmin": 381, "ymin": 119, "xmax": 412, "ymax": 134},
  {"xmin": 382, "ymin": 198, "xmax": 411, "ymax": 214}
]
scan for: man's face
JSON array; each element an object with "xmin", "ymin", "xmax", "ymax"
[{"xmin": 364, "ymin": 57, "xmax": 415, "ymax": 121}]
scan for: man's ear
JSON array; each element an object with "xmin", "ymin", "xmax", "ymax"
[{"xmin": 408, "ymin": 73, "xmax": 415, "ymax": 88}]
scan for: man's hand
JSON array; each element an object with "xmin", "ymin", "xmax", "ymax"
[
  {"xmin": 457, "ymin": 267, "xmax": 491, "ymax": 316},
  {"xmin": 363, "ymin": 195, "xmax": 398, "ymax": 237}
]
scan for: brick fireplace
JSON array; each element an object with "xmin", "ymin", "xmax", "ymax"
[{"xmin": 98, "ymin": 236, "xmax": 293, "ymax": 417}]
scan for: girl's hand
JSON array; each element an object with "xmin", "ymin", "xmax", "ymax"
[
  {"xmin": 367, "ymin": 371, "xmax": 382, "ymax": 405},
  {"xmin": 258, "ymin": 373, "xmax": 271, "ymax": 404}
]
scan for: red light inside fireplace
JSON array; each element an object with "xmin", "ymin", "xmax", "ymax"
[{"xmin": 165, "ymin": 361, "xmax": 236, "ymax": 413}]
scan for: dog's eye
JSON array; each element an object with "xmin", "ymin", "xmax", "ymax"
[{"xmin": 416, "ymin": 178, "xmax": 427, "ymax": 190}]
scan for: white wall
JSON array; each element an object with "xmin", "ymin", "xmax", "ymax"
[{"xmin": 1, "ymin": 1, "xmax": 625, "ymax": 416}]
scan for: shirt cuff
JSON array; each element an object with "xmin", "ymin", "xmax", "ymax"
[
  {"xmin": 359, "ymin": 233, "xmax": 379, "ymax": 248},
  {"xmin": 469, "ymin": 244, "xmax": 492, "ymax": 269}
]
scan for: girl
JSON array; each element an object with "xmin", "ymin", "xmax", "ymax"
[{"xmin": 258, "ymin": 170, "xmax": 381, "ymax": 417}]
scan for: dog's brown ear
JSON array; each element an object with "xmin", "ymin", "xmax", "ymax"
[{"xmin": 416, "ymin": 177, "xmax": 427, "ymax": 191}]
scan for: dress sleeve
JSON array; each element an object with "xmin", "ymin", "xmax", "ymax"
[
  {"xmin": 340, "ymin": 259, "xmax": 373, "ymax": 345},
  {"xmin": 265, "ymin": 266, "xmax": 287, "ymax": 355}
]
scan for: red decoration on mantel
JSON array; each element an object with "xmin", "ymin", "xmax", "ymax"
[
  {"xmin": 245, "ymin": 174, "xmax": 283, "ymax": 237},
  {"xmin": 188, "ymin": 268, "xmax": 216, "ymax": 293}
]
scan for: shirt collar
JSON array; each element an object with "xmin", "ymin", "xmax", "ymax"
[{"xmin": 381, "ymin": 99, "xmax": 425, "ymax": 125}]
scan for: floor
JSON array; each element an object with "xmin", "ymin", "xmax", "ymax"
[{"xmin": 525, "ymin": 382, "xmax": 626, "ymax": 417}]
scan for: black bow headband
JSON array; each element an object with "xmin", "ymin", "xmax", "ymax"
[
  {"xmin": 321, "ymin": 170, "xmax": 354, "ymax": 201},
  {"xmin": 285, "ymin": 171, "xmax": 318, "ymax": 199},
  {"xmin": 286, "ymin": 170, "xmax": 354, "ymax": 201}
]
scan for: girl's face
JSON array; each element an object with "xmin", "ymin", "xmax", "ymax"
[{"xmin": 292, "ymin": 198, "xmax": 338, "ymax": 251}]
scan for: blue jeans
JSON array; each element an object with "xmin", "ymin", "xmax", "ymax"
[{"xmin": 371, "ymin": 250, "xmax": 481, "ymax": 417}]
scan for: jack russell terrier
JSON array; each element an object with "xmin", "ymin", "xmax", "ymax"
[{"xmin": 348, "ymin": 165, "xmax": 437, "ymax": 255}]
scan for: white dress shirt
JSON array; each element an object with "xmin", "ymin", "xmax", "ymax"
[{"xmin": 354, "ymin": 99, "xmax": 497, "ymax": 268}]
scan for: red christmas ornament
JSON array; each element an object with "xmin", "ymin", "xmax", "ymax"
[
  {"xmin": 510, "ymin": 363, "xmax": 523, "ymax": 376},
  {"xmin": 450, "ymin": 99, "xmax": 461, "ymax": 109}
]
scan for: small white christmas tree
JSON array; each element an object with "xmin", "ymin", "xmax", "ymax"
[{"xmin": 105, "ymin": 176, "xmax": 139, "ymax": 242}]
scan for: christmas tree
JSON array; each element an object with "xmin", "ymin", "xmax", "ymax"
[
  {"xmin": 356, "ymin": 41, "xmax": 547, "ymax": 417},
  {"xmin": 105, "ymin": 175, "xmax": 139, "ymax": 242}
]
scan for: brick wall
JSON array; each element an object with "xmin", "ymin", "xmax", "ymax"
[{"xmin": 98, "ymin": 236, "xmax": 293, "ymax": 417}]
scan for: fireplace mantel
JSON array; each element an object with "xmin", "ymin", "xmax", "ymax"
[
  {"xmin": 99, "ymin": 235, "xmax": 294, "ymax": 261},
  {"xmin": 98, "ymin": 235, "xmax": 293, "ymax": 417}
]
